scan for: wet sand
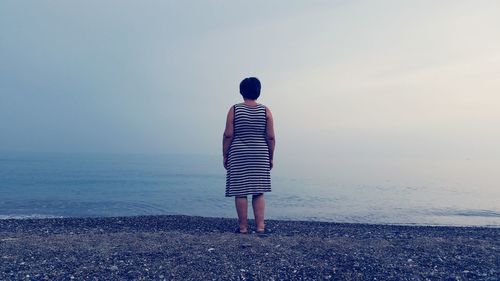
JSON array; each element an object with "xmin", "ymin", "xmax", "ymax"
[{"xmin": 0, "ymin": 215, "xmax": 498, "ymax": 280}]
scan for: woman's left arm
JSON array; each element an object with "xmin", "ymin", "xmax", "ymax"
[
  {"xmin": 265, "ymin": 106, "xmax": 275, "ymax": 170},
  {"xmin": 222, "ymin": 106, "xmax": 234, "ymax": 169}
]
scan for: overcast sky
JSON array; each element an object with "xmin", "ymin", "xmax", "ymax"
[{"xmin": 1, "ymin": 1, "xmax": 499, "ymax": 186}]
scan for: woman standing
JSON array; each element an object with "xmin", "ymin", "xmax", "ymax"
[{"xmin": 223, "ymin": 77, "xmax": 275, "ymax": 234}]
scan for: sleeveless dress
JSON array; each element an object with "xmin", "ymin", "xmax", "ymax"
[{"xmin": 225, "ymin": 103, "xmax": 271, "ymax": 197}]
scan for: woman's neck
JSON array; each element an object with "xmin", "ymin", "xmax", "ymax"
[{"xmin": 243, "ymin": 99, "xmax": 258, "ymax": 106}]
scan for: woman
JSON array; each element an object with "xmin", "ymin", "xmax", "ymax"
[{"xmin": 222, "ymin": 77, "xmax": 275, "ymax": 234}]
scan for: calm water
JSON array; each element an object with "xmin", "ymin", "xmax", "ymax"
[{"xmin": 0, "ymin": 152, "xmax": 499, "ymax": 227}]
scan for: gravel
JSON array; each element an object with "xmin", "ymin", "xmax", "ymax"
[{"xmin": 0, "ymin": 215, "xmax": 498, "ymax": 280}]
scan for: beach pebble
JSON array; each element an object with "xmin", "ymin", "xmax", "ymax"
[
  {"xmin": 0, "ymin": 215, "xmax": 497, "ymax": 281},
  {"xmin": 1, "ymin": 237, "xmax": 19, "ymax": 242}
]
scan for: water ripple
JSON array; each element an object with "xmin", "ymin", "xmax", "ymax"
[{"xmin": 429, "ymin": 208, "xmax": 500, "ymax": 218}]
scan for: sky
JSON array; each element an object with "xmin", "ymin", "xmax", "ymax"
[{"xmin": 1, "ymin": 1, "xmax": 499, "ymax": 187}]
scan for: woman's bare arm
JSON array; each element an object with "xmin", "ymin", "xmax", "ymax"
[
  {"xmin": 265, "ymin": 106, "xmax": 275, "ymax": 169},
  {"xmin": 222, "ymin": 106, "xmax": 234, "ymax": 169}
]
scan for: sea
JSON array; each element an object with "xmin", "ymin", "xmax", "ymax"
[{"xmin": 1, "ymin": 152, "xmax": 499, "ymax": 227}]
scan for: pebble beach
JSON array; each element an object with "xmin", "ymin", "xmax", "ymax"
[{"xmin": 0, "ymin": 215, "xmax": 498, "ymax": 280}]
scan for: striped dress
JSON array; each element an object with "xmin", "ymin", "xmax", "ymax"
[{"xmin": 225, "ymin": 103, "xmax": 271, "ymax": 197}]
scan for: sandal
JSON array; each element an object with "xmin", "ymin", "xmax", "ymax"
[
  {"xmin": 234, "ymin": 226, "xmax": 248, "ymax": 234},
  {"xmin": 255, "ymin": 228, "xmax": 271, "ymax": 237}
]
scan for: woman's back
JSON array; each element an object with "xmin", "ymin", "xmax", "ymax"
[
  {"xmin": 226, "ymin": 103, "xmax": 271, "ymax": 197},
  {"xmin": 233, "ymin": 103, "xmax": 267, "ymax": 144}
]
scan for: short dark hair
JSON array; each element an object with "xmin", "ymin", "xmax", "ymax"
[{"xmin": 239, "ymin": 77, "xmax": 261, "ymax": 100}]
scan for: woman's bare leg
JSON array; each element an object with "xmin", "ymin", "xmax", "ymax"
[
  {"xmin": 235, "ymin": 196, "xmax": 248, "ymax": 233},
  {"xmin": 252, "ymin": 194, "xmax": 265, "ymax": 231}
]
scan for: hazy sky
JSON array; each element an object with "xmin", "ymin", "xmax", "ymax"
[{"xmin": 1, "ymin": 1, "xmax": 499, "ymax": 185}]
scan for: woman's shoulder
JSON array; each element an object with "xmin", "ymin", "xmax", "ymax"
[{"xmin": 259, "ymin": 103, "xmax": 271, "ymax": 112}]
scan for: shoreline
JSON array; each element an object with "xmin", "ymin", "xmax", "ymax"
[
  {"xmin": 2, "ymin": 213, "xmax": 499, "ymax": 229},
  {"xmin": 1, "ymin": 215, "xmax": 498, "ymax": 280}
]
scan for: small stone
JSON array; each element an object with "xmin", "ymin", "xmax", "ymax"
[
  {"xmin": 407, "ymin": 259, "xmax": 413, "ymax": 262},
  {"xmin": 110, "ymin": 265, "xmax": 119, "ymax": 271},
  {"xmin": 159, "ymin": 275, "xmax": 164, "ymax": 279},
  {"xmin": 207, "ymin": 248, "xmax": 215, "ymax": 252}
]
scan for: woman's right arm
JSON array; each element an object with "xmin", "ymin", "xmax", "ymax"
[
  {"xmin": 265, "ymin": 107, "xmax": 275, "ymax": 170},
  {"xmin": 222, "ymin": 106, "xmax": 234, "ymax": 169}
]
